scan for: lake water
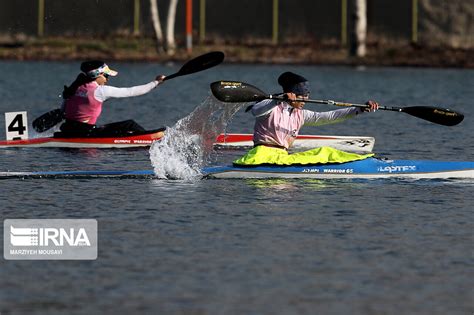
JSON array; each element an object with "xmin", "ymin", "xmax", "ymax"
[{"xmin": 0, "ymin": 60, "xmax": 473, "ymax": 314}]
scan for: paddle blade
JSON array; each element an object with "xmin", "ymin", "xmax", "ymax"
[
  {"xmin": 165, "ymin": 51, "xmax": 224, "ymax": 81},
  {"xmin": 32, "ymin": 108, "xmax": 65, "ymax": 132},
  {"xmin": 210, "ymin": 81, "xmax": 269, "ymax": 103},
  {"xmin": 402, "ymin": 106, "xmax": 464, "ymax": 126}
]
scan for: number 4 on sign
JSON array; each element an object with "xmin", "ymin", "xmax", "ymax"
[{"xmin": 5, "ymin": 112, "xmax": 29, "ymax": 141}]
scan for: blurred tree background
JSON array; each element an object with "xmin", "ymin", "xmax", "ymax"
[{"xmin": 0, "ymin": 0, "xmax": 472, "ymax": 66}]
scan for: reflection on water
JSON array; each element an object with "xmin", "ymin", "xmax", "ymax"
[
  {"xmin": 244, "ymin": 178, "xmax": 372, "ymax": 191},
  {"xmin": 245, "ymin": 178, "xmax": 303, "ymax": 191}
]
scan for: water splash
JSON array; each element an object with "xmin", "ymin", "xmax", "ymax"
[{"xmin": 149, "ymin": 96, "xmax": 245, "ymax": 179}]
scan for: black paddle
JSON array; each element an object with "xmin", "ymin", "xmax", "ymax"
[
  {"xmin": 32, "ymin": 51, "xmax": 225, "ymax": 133},
  {"xmin": 32, "ymin": 108, "xmax": 65, "ymax": 133},
  {"xmin": 163, "ymin": 51, "xmax": 224, "ymax": 81},
  {"xmin": 210, "ymin": 81, "xmax": 464, "ymax": 127}
]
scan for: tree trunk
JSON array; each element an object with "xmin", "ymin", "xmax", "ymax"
[
  {"xmin": 351, "ymin": 0, "xmax": 367, "ymax": 57},
  {"xmin": 166, "ymin": 0, "xmax": 179, "ymax": 55},
  {"xmin": 150, "ymin": 0, "xmax": 164, "ymax": 53}
]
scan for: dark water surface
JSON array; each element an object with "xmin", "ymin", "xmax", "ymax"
[{"xmin": 0, "ymin": 61, "xmax": 473, "ymax": 314}]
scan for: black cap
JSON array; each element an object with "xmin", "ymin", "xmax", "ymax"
[
  {"xmin": 278, "ymin": 72, "xmax": 310, "ymax": 95},
  {"xmin": 278, "ymin": 72, "xmax": 308, "ymax": 92}
]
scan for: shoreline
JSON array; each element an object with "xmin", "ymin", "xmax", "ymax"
[{"xmin": 0, "ymin": 37, "xmax": 472, "ymax": 68}]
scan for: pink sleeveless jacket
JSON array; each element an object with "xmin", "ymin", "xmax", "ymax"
[
  {"xmin": 253, "ymin": 102, "xmax": 304, "ymax": 149},
  {"xmin": 64, "ymin": 82, "xmax": 102, "ymax": 125}
]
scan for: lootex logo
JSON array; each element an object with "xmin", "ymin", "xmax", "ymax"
[{"xmin": 4, "ymin": 219, "xmax": 97, "ymax": 260}]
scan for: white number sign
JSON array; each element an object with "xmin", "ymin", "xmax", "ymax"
[{"xmin": 5, "ymin": 111, "xmax": 29, "ymax": 140}]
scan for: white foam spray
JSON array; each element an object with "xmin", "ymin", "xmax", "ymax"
[{"xmin": 149, "ymin": 96, "xmax": 245, "ymax": 179}]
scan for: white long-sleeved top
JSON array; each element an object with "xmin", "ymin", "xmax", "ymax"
[
  {"xmin": 251, "ymin": 99, "xmax": 363, "ymax": 126},
  {"xmin": 63, "ymin": 80, "xmax": 160, "ymax": 125},
  {"xmin": 251, "ymin": 99, "xmax": 363, "ymax": 149},
  {"xmin": 94, "ymin": 81, "xmax": 159, "ymax": 102}
]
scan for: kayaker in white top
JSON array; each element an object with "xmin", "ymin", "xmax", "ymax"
[
  {"xmin": 234, "ymin": 71, "xmax": 379, "ymax": 166},
  {"xmin": 59, "ymin": 60, "xmax": 166, "ymax": 137}
]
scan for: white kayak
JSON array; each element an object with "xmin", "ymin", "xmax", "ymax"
[
  {"xmin": 215, "ymin": 134, "xmax": 374, "ymax": 153},
  {"xmin": 0, "ymin": 133, "xmax": 375, "ymax": 152}
]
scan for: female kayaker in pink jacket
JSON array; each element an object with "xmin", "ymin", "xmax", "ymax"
[
  {"xmin": 234, "ymin": 71, "xmax": 379, "ymax": 165},
  {"xmin": 59, "ymin": 60, "xmax": 165, "ymax": 137}
]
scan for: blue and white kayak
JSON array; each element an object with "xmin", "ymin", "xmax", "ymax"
[
  {"xmin": 0, "ymin": 158, "xmax": 472, "ymax": 179},
  {"xmin": 203, "ymin": 158, "xmax": 474, "ymax": 179}
]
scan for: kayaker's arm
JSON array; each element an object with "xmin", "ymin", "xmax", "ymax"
[
  {"xmin": 302, "ymin": 107, "xmax": 363, "ymax": 126},
  {"xmin": 251, "ymin": 99, "xmax": 278, "ymax": 117},
  {"xmin": 95, "ymin": 77, "xmax": 164, "ymax": 102}
]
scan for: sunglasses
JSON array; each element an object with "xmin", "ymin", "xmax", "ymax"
[{"xmin": 103, "ymin": 73, "xmax": 110, "ymax": 79}]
